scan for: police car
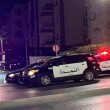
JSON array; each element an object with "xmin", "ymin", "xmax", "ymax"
[
  {"xmin": 18, "ymin": 53, "xmax": 100, "ymax": 86},
  {"xmin": 94, "ymin": 51, "xmax": 110, "ymax": 72}
]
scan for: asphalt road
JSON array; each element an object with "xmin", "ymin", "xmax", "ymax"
[
  {"xmin": 1, "ymin": 73, "xmax": 110, "ymax": 110},
  {"xmin": 0, "ymin": 73, "xmax": 110, "ymax": 101}
]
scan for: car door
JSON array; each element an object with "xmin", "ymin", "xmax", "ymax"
[
  {"xmin": 61, "ymin": 56, "xmax": 87, "ymax": 76},
  {"xmin": 53, "ymin": 55, "xmax": 88, "ymax": 78},
  {"xmin": 53, "ymin": 57, "xmax": 75, "ymax": 78},
  {"xmin": 53, "ymin": 58, "xmax": 68, "ymax": 78}
]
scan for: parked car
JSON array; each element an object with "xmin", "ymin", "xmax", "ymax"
[
  {"xmin": 18, "ymin": 53, "xmax": 100, "ymax": 86},
  {"xmin": 5, "ymin": 60, "xmax": 46, "ymax": 84}
]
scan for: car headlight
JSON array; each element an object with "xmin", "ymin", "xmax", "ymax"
[
  {"xmin": 28, "ymin": 69, "xmax": 39, "ymax": 76},
  {"xmin": 9, "ymin": 74, "xmax": 15, "ymax": 78},
  {"xmin": 16, "ymin": 72, "xmax": 20, "ymax": 75}
]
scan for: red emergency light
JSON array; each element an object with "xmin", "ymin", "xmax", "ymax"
[
  {"xmin": 96, "ymin": 46, "xmax": 110, "ymax": 61},
  {"xmin": 100, "ymin": 51, "xmax": 108, "ymax": 55}
]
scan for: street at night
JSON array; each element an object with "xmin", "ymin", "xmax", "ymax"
[
  {"xmin": 0, "ymin": 0, "xmax": 110, "ymax": 109},
  {"xmin": 1, "ymin": 73, "xmax": 110, "ymax": 109}
]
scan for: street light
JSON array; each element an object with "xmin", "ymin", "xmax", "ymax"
[
  {"xmin": 0, "ymin": 37, "xmax": 6, "ymax": 63},
  {"xmin": 25, "ymin": 37, "xmax": 28, "ymax": 66}
]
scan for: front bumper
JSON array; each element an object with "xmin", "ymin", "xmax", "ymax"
[
  {"xmin": 5, "ymin": 74, "xmax": 20, "ymax": 84},
  {"xmin": 19, "ymin": 75, "xmax": 38, "ymax": 85},
  {"xmin": 6, "ymin": 76, "xmax": 18, "ymax": 83}
]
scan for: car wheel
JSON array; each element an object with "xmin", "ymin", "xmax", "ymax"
[
  {"xmin": 39, "ymin": 74, "xmax": 51, "ymax": 86},
  {"xmin": 84, "ymin": 70, "xmax": 94, "ymax": 81}
]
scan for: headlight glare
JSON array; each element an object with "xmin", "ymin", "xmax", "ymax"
[
  {"xmin": 9, "ymin": 74, "xmax": 15, "ymax": 78},
  {"xmin": 28, "ymin": 69, "xmax": 39, "ymax": 76}
]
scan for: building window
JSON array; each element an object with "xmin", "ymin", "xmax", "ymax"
[
  {"xmin": 31, "ymin": 0, "xmax": 35, "ymax": 33},
  {"xmin": 41, "ymin": 16, "xmax": 54, "ymax": 28},
  {"xmin": 43, "ymin": 2, "xmax": 54, "ymax": 10},
  {"xmin": 15, "ymin": 31, "xmax": 24, "ymax": 39},
  {"xmin": 15, "ymin": 20, "xmax": 23, "ymax": 28},
  {"xmin": 41, "ymin": 2, "xmax": 54, "ymax": 16},
  {"xmin": 16, "ymin": 8, "xmax": 22, "ymax": 16}
]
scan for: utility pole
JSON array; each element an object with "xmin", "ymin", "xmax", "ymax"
[
  {"xmin": 0, "ymin": 37, "xmax": 6, "ymax": 63},
  {"xmin": 24, "ymin": 32, "xmax": 29, "ymax": 66}
]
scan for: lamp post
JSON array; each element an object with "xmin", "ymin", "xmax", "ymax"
[
  {"xmin": 25, "ymin": 37, "xmax": 28, "ymax": 66},
  {"xmin": 53, "ymin": 0, "xmax": 61, "ymax": 55},
  {"xmin": 0, "ymin": 37, "xmax": 6, "ymax": 63}
]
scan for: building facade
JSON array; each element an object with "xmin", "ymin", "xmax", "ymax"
[
  {"xmin": 30, "ymin": 0, "xmax": 85, "ymax": 55},
  {"xmin": 0, "ymin": 0, "xmax": 86, "ymax": 58},
  {"xmin": 85, "ymin": 0, "xmax": 110, "ymax": 44}
]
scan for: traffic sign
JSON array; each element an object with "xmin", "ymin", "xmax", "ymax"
[{"xmin": 52, "ymin": 44, "xmax": 60, "ymax": 53}]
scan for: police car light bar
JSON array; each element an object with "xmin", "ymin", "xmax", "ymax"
[{"xmin": 100, "ymin": 51, "xmax": 108, "ymax": 55}]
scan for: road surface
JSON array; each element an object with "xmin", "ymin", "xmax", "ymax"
[{"xmin": 1, "ymin": 73, "xmax": 110, "ymax": 110}]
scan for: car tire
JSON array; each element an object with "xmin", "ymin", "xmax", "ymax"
[
  {"xmin": 83, "ymin": 70, "xmax": 94, "ymax": 81},
  {"xmin": 39, "ymin": 74, "xmax": 51, "ymax": 86}
]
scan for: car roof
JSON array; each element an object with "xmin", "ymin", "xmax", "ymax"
[
  {"xmin": 49, "ymin": 55, "xmax": 62, "ymax": 60},
  {"xmin": 48, "ymin": 53, "xmax": 93, "ymax": 61},
  {"xmin": 62, "ymin": 53, "xmax": 93, "ymax": 57}
]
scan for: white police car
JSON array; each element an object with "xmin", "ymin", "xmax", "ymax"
[
  {"xmin": 95, "ymin": 51, "xmax": 110, "ymax": 72},
  {"xmin": 19, "ymin": 53, "xmax": 99, "ymax": 86}
]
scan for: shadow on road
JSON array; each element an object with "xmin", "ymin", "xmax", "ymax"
[
  {"xmin": 96, "ymin": 73, "xmax": 110, "ymax": 79},
  {"xmin": 14, "ymin": 79, "xmax": 100, "ymax": 91},
  {"xmin": 37, "ymin": 80, "xmax": 100, "ymax": 91}
]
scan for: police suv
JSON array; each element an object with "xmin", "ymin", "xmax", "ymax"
[
  {"xmin": 94, "ymin": 51, "xmax": 110, "ymax": 72},
  {"xmin": 19, "ymin": 53, "xmax": 99, "ymax": 86}
]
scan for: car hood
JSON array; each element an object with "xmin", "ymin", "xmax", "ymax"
[
  {"xmin": 8, "ymin": 69, "xmax": 23, "ymax": 74},
  {"xmin": 27, "ymin": 66, "xmax": 43, "ymax": 71}
]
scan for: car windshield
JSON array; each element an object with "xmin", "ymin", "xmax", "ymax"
[
  {"xmin": 23, "ymin": 63, "xmax": 39, "ymax": 70},
  {"xmin": 42, "ymin": 59, "xmax": 56, "ymax": 67}
]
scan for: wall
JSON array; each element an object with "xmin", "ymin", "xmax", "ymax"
[
  {"xmin": 63, "ymin": 0, "xmax": 85, "ymax": 46},
  {"xmin": 86, "ymin": 0, "xmax": 110, "ymax": 43}
]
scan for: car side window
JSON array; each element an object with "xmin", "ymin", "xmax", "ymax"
[
  {"xmin": 73, "ymin": 56, "xmax": 85, "ymax": 63},
  {"xmin": 57, "ymin": 58, "xmax": 67, "ymax": 65},
  {"xmin": 62, "ymin": 55, "xmax": 85, "ymax": 64},
  {"xmin": 47, "ymin": 59, "xmax": 58, "ymax": 66}
]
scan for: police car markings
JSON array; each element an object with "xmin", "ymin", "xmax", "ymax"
[
  {"xmin": 99, "ymin": 60, "xmax": 110, "ymax": 71},
  {"xmin": 53, "ymin": 61, "xmax": 88, "ymax": 78}
]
